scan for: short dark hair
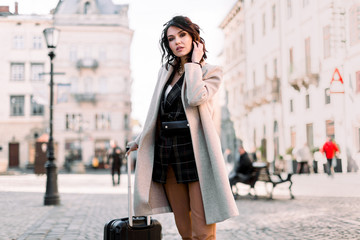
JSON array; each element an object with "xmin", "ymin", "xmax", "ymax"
[{"xmin": 160, "ymin": 16, "xmax": 207, "ymax": 70}]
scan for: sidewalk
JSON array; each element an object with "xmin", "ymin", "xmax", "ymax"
[{"xmin": 1, "ymin": 172, "xmax": 359, "ymax": 239}]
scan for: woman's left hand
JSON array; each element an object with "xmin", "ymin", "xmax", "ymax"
[{"xmin": 191, "ymin": 41, "xmax": 204, "ymax": 63}]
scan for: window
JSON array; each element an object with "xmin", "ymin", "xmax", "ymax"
[
  {"xmin": 84, "ymin": 77, "xmax": 93, "ymax": 93},
  {"xmin": 290, "ymin": 126, "xmax": 296, "ymax": 148},
  {"xmin": 325, "ymin": 88, "xmax": 331, "ymax": 104},
  {"xmin": 66, "ymin": 113, "xmax": 83, "ymax": 131},
  {"xmin": 99, "ymin": 77, "xmax": 108, "ymax": 94},
  {"xmin": 240, "ymin": 35, "xmax": 244, "ymax": 54},
  {"xmin": 251, "ymin": 23, "xmax": 255, "ymax": 44},
  {"xmin": 305, "ymin": 37, "xmax": 311, "ymax": 75},
  {"xmin": 11, "ymin": 63, "xmax": 25, "ymax": 81},
  {"xmin": 287, "ymin": 0, "xmax": 292, "ymax": 19},
  {"xmin": 262, "ymin": 13, "xmax": 266, "ymax": 36},
  {"xmin": 356, "ymin": 71, "xmax": 360, "ymax": 93},
  {"xmin": 31, "ymin": 63, "xmax": 44, "ymax": 81},
  {"xmin": 10, "ymin": 96, "xmax": 25, "ymax": 116},
  {"xmin": 253, "ymin": 71, "xmax": 256, "ymax": 87},
  {"xmin": 273, "ymin": 58, "xmax": 278, "ymax": 77},
  {"xmin": 323, "ymin": 25, "xmax": 331, "ymax": 58},
  {"xmin": 303, "ymin": 0, "xmax": 309, "ymax": 7},
  {"xmin": 32, "ymin": 35, "xmax": 42, "ymax": 49},
  {"xmin": 84, "ymin": 2, "xmax": 91, "ymax": 14},
  {"xmin": 95, "ymin": 113, "xmax": 111, "ymax": 130},
  {"xmin": 290, "ymin": 99, "xmax": 294, "ymax": 112},
  {"xmin": 272, "ymin": 4, "xmax": 276, "ymax": 28},
  {"xmin": 13, "ymin": 35, "xmax": 24, "ymax": 49},
  {"xmin": 326, "ymin": 120, "xmax": 335, "ymax": 139},
  {"xmin": 30, "ymin": 96, "xmax": 44, "ymax": 116},
  {"xmin": 350, "ymin": 5, "xmax": 360, "ymax": 45},
  {"xmin": 264, "ymin": 64, "xmax": 268, "ymax": 79},
  {"xmin": 305, "ymin": 94, "xmax": 310, "ymax": 109},
  {"xmin": 289, "ymin": 48, "xmax": 294, "ymax": 73},
  {"xmin": 69, "ymin": 46, "xmax": 77, "ymax": 62},
  {"xmin": 124, "ymin": 114, "xmax": 129, "ymax": 130},
  {"xmin": 306, "ymin": 123, "xmax": 314, "ymax": 148}
]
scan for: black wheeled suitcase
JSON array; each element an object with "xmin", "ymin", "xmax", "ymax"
[{"xmin": 104, "ymin": 151, "xmax": 162, "ymax": 240}]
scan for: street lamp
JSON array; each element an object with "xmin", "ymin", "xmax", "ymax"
[{"xmin": 43, "ymin": 27, "xmax": 60, "ymax": 205}]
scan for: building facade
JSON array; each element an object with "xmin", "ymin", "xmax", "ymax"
[
  {"xmin": 0, "ymin": 0, "xmax": 133, "ymax": 171},
  {"xmin": 220, "ymin": 0, "xmax": 360, "ymax": 172}
]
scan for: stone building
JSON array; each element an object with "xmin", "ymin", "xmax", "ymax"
[
  {"xmin": 220, "ymin": 0, "xmax": 360, "ymax": 172},
  {"xmin": 0, "ymin": 0, "xmax": 133, "ymax": 172}
]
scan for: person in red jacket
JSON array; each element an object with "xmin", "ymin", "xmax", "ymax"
[{"xmin": 322, "ymin": 137, "xmax": 340, "ymax": 176}]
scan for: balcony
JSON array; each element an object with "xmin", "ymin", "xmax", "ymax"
[
  {"xmin": 76, "ymin": 58, "xmax": 99, "ymax": 70},
  {"xmin": 72, "ymin": 93, "xmax": 96, "ymax": 103},
  {"xmin": 288, "ymin": 61, "xmax": 319, "ymax": 91},
  {"xmin": 244, "ymin": 77, "xmax": 280, "ymax": 111}
]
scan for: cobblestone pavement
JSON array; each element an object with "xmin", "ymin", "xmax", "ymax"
[{"xmin": 1, "ymin": 171, "xmax": 360, "ymax": 240}]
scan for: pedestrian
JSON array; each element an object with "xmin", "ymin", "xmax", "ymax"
[
  {"xmin": 108, "ymin": 141, "xmax": 123, "ymax": 186},
  {"xmin": 233, "ymin": 145, "xmax": 254, "ymax": 181},
  {"xmin": 295, "ymin": 143, "xmax": 312, "ymax": 174},
  {"xmin": 126, "ymin": 15, "xmax": 238, "ymax": 239},
  {"xmin": 321, "ymin": 137, "xmax": 339, "ymax": 176}
]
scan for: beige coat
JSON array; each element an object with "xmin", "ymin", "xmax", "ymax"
[{"xmin": 132, "ymin": 62, "xmax": 239, "ymax": 224}]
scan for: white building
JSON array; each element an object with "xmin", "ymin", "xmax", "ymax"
[
  {"xmin": 0, "ymin": 0, "xmax": 133, "ymax": 172},
  {"xmin": 220, "ymin": 0, "xmax": 360, "ymax": 172}
]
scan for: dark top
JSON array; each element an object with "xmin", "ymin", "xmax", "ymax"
[
  {"xmin": 152, "ymin": 71, "xmax": 199, "ymax": 184},
  {"xmin": 234, "ymin": 152, "xmax": 253, "ymax": 175},
  {"xmin": 108, "ymin": 146, "xmax": 123, "ymax": 170}
]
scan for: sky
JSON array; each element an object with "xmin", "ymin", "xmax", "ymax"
[{"xmin": 1, "ymin": 0, "xmax": 237, "ymax": 125}]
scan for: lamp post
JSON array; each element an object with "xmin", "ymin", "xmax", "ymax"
[{"xmin": 43, "ymin": 27, "xmax": 60, "ymax": 205}]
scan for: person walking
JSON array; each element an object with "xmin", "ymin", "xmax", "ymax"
[
  {"xmin": 295, "ymin": 143, "xmax": 312, "ymax": 174},
  {"xmin": 126, "ymin": 16, "xmax": 238, "ymax": 239},
  {"xmin": 322, "ymin": 137, "xmax": 339, "ymax": 176},
  {"xmin": 108, "ymin": 141, "xmax": 123, "ymax": 186}
]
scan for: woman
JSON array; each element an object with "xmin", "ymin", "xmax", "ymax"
[{"xmin": 127, "ymin": 16, "xmax": 238, "ymax": 239}]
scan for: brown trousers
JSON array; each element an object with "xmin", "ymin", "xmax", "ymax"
[{"xmin": 164, "ymin": 166, "xmax": 216, "ymax": 240}]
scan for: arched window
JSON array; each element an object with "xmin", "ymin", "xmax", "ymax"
[{"xmin": 84, "ymin": 2, "xmax": 91, "ymax": 14}]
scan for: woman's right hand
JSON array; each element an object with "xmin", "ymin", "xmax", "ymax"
[{"xmin": 126, "ymin": 142, "xmax": 138, "ymax": 156}]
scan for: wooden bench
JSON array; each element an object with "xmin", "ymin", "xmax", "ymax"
[{"xmin": 229, "ymin": 162, "xmax": 294, "ymax": 199}]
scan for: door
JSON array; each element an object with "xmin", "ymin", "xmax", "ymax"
[{"xmin": 9, "ymin": 143, "xmax": 19, "ymax": 167}]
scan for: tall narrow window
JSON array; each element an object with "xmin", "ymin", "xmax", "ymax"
[
  {"xmin": 10, "ymin": 96, "xmax": 25, "ymax": 116},
  {"xmin": 356, "ymin": 71, "xmax": 360, "ymax": 93},
  {"xmin": 30, "ymin": 95, "xmax": 44, "ymax": 116},
  {"xmin": 124, "ymin": 114, "xmax": 129, "ymax": 130},
  {"xmin": 305, "ymin": 94, "xmax": 310, "ymax": 109},
  {"xmin": 323, "ymin": 25, "xmax": 331, "ymax": 58},
  {"xmin": 273, "ymin": 58, "xmax": 278, "ymax": 77},
  {"xmin": 11, "ymin": 63, "xmax": 25, "ymax": 81},
  {"xmin": 325, "ymin": 88, "xmax": 331, "ymax": 104},
  {"xmin": 306, "ymin": 123, "xmax": 314, "ymax": 148},
  {"xmin": 349, "ymin": 5, "xmax": 360, "ymax": 45},
  {"xmin": 290, "ymin": 99, "xmax": 294, "ymax": 112},
  {"xmin": 252, "ymin": 23, "xmax": 255, "ymax": 44},
  {"xmin": 287, "ymin": 0, "xmax": 292, "ymax": 19},
  {"xmin": 305, "ymin": 37, "xmax": 311, "ymax": 75},
  {"xmin": 272, "ymin": 4, "xmax": 276, "ymax": 28},
  {"xmin": 84, "ymin": 2, "xmax": 91, "ymax": 14},
  {"xmin": 290, "ymin": 126, "xmax": 296, "ymax": 148},
  {"xmin": 289, "ymin": 48, "xmax": 294, "ymax": 73},
  {"xmin": 31, "ymin": 63, "xmax": 44, "ymax": 81},
  {"xmin": 264, "ymin": 64, "xmax": 268, "ymax": 79},
  {"xmin": 262, "ymin": 13, "xmax": 266, "ymax": 36}
]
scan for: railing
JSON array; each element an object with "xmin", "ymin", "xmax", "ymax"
[{"xmin": 244, "ymin": 77, "xmax": 280, "ymax": 110}]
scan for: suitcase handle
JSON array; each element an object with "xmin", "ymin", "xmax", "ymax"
[{"xmin": 126, "ymin": 147, "xmax": 151, "ymax": 227}]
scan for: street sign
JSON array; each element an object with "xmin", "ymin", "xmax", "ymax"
[{"xmin": 330, "ymin": 68, "xmax": 344, "ymax": 94}]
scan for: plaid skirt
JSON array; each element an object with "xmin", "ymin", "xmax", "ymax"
[{"xmin": 152, "ymin": 129, "xmax": 199, "ymax": 184}]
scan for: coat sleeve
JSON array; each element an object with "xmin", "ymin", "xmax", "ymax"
[{"xmin": 184, "ymin": 63, "xmax": 222, "ymax": 107}]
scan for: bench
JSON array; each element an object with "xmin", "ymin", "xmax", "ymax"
[{"xmin": 229, "ymin": 162, "xmax": 294, "ymax": 199}]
